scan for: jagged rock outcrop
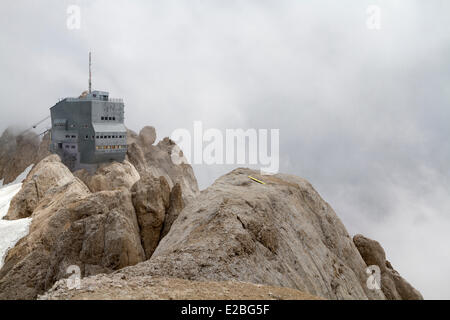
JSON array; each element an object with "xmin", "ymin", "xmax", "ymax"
[
  {"xmin": 0, "ymin": 128, "xmax": 50, "ymax": 185},
  {"xmin": 45, "ymin": 168, "xmax": 422, "ymax": 300},
  {"xmin": 0, "ymin": 149, "xmax": 191, "ymax": 299},
  {"xmin": 0, "ymin": 155, "xmax": 146, "ymax": 299},
  {"xmin": 112, "ymin": 168, "xmax": 387, "ymax": 300},
  {"xmin": 40, "ymin": 276, "xmax": 321, "ymax": 300},
  {"xmin": 4, "ymin": 155, "xmax": 77, "ymax": 220},
  {"xmin": 126, "ymin": 127, "xmax": 199, "ymax": 203},
  {"xmin": 353, "ymin": 234, "xmax": 423, "ymax": 300}
]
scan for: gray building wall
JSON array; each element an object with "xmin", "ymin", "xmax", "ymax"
[{"xmin": 50, "ymin": 91, "xmax": 127, "ymax": 172}]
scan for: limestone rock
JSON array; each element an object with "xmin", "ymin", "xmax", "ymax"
[
  {"xmin": 0, "ymin": 187, "xmax": 145, "ymax": 300},
  {"xmin": 161, "ymin": 183, "xmax": 184, "ymax": 239},
  {"xmin": 76, "ymin": 168, "xmax": 388, "ymax": 300},
  {"xmin": 138, "ymin": 126, "xmax": 156, "ymax": 146},
  {"xmin": 0, "ymin": 156, "xmax": 145, "ymax": 299},
  {"xmin": 4, "ymin": 155, "xmax": 77, "ymax": 220},
  {"xmin": 353, "ymin": 234, "xmax": 423, "ymax": 300},
  {"xmin": 74, "ymin": 160, "xmax": 140, "ymax": 193},
  {"xmin": 126, "ymin": 128, "xmax": 199, "ymax": 203},
  {"xmin": 131, "ymin": 174, "xmax": 171, "ymax": 259}
]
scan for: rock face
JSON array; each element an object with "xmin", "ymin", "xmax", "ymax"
[
  {"xmin": 45, "ymin": 168, "xmax": 425, "ymax": 300},
  {"xmin": 353, "ymin": 234, "xmax": 423, "ymax": 300},
  {"xmin": 112, "ymin": 168, "xmax": 386, "ymax": 300},
  {"xmin": 0, "ymin": 128, "xmax": 50, "ymax": 185},
  {"xmin": 126, "ymin": 127, "xmax": 199, "ymax": 203},
  {"xmin": 0, "ymin": 155, "xmax": 146, "ymax": 299},
  {"xmin": 0, "ymin": 145, "xmax": 191, "ymax": 299},
  {"xmin": 161, "ymin": 183, "xmax": 184, "ymax": 239},
  {"xmin": 131, "ymin": 174, "xmax": 170, "ymax": 259},
  {"xmin": 131, "ymin": 174, "xmax": 185, "ymax": 259}
]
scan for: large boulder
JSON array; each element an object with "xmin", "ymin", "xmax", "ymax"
[
  {"xmin": 138, "ymin": 126, "xmax": 156, "ymax": 146},
  {"xmin": 353, "ymin": 234, "xmax": 423, "ymax": 300}
]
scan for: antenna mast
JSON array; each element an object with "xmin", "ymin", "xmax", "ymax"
[{"xmin": 89, "ymin": 52, "xmax": 92, "ymax": 93}]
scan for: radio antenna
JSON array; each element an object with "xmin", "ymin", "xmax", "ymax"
[{"xmin": 89, "ymin": 51, "xmax": 92, "ymax": 93}]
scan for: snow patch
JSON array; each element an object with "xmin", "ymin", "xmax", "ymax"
[{"xmin": 0, "ymin": 166, "xmax": 34, "ymax": 268}]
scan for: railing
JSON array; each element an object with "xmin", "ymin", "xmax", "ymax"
[{"xmin": 60, "ymin": 97, "xmax": 124, "ymax": 103}]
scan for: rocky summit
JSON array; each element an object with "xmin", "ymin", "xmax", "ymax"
[{"xmin": 0, "ymin": 126, "xmax": 422, "ymax": 300}]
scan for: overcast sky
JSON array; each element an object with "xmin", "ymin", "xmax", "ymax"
[{"xmin": 1, "ymin": 0, "xmax": 449, "ymax": 299}]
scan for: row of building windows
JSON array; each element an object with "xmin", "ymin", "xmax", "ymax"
[
  {"xmin": 65, "ymin": 135, "xmax": 76, "ymax": 138},
  {"xmin": 96, "ymin": 145, "xmax": 127, "ymax": 150},
  {"xmin": 65, "ymin": 145, "xmax": 76, "ymax": 149},
  {"xmin": 95, "ymin": 135, "xmax": 125, "ymax": 139},
  {"xmin": 61, "ymin": 121, "xmax": 119, "ymax": 129},
  {"xmin": 82, "ymin": 135, "xmax": 125, "ymax": 140}
]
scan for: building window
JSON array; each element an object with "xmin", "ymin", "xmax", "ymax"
[
  {"xmin": 96, "ymin": 136, "xmax": 99, "ymax": 139},
  {"xmin": 85, "ymin": 135, "xmax": 89, "ymax": 139},
  {"xmin": 71, "ymin": 145, "xmax": 75, "ymax": 149},
  {"xmin": 65, "ymin": 135, "xmax": 70, "ymax": 138},
  {"xmin": 113, "ymin": 117, "xmax": 116, "ymax": 121},
  {"xmin": 71, "ymin": 135, "xmax": 76, "ymax": 138}
]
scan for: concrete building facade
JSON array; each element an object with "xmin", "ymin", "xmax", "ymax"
[{"xmin": 50, "ymin": 90, "xmax": 127, "ymax": 172}]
